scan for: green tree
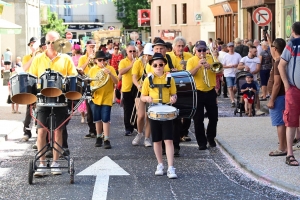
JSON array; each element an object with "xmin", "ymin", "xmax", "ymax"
[
  {"xmin": 114, "ymin": 0, "xmax": 150, "ymax": 32},
  {"xmin": 41, "ymin": 9, "xmax": 67, "ymax": 37}
]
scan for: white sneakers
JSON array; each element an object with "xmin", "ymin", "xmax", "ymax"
[
  {"xmin": 155, "ymin": 164, "xmax": 178, "ymax": 179},
  {"xmin": 132, "ymin": 132, "xmax": 153, "ymax": 147},
  {"xmin": 33, "ymin": 162, "xmax": 62, "ymax": 177}
]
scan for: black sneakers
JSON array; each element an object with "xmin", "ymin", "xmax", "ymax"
[
  {"xmin": 103, "ymin": 140, "xmax": 112, "ymax": 149},
  {"xmin": 85, "ymin": 133, "xmax": 96, "ymax": 139},
  {"xmin": 95, "ymin": 137, "xmax": 103, "ymax": 147}
]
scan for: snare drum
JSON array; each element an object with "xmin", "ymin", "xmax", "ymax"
[
  {"xmin": 147, "ymin": 104, "xmax": 179, "ymax": 121},
  {"xmin": 9, "ymin": 72, "xmax": 37, "ymax": 104},
  {"xmin": 171, "ymin": 71, "xmax": 197, "ymax": 118},
  {"xmin": 65, "ymin": 76, "xmax": 83, "ymax": 100},
  {"xmin": 36, "ymin": 93, "xmax": 67, "ymax": 107},
  {"xmin": 40, "ymin": 71, "xmax": 64, "ymax": 97}
]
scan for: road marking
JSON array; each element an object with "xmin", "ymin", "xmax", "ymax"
[{"xmin": 77, "ymin": 156, "xmax": 129, "ymax": 200}]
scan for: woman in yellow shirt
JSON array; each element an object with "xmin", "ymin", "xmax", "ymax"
[
  {"xmin": 141, "ymin": 53, "xmax": 178, "ymax": 179},
  {"xmin": 88, "ymin": 51, "xmax": 118, "ymax": 149}
]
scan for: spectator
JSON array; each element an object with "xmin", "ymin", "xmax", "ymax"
[
  {"xmin": 259, "ymin": 41, "xmax": 272, "ymax": 100},
  {"xmin": 234, "ymin": 38, "xmax": 249, "ymax": 57},
  {"xmin": 3, "ymin": 48, "xmax": 12, "ymax": 71},
  {"xmin": 240, "ymin": 73, "xmax": 257, "ymax": 117},
  {"xmin": 110, "ymin": 44, "xmax": 123, "ymax": 73},
  {"xmin": 253, "ymin": 39, "xmax": 263, "ymax": 57}
]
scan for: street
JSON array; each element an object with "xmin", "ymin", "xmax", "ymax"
[{"xmin": 0, "ymin": 86, "xmax": 299, "ymax": 200}]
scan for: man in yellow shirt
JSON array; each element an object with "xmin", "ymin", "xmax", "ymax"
[
  {"xmin": 118, "ymin": 45, "xmax": 138, "ymax": 136},
  {"xmin": 186, "ymin": 40, "xmax": 218, "ymax": 150},
  {"xmin": 78, "ymin": 39, "xmax": 97, "ymax": 138},
  {"xmin": 29, "ymin": 31, "xmax": 77, "ymax": 176},
  {"xmin": 88, "ymin": 51, "xmax": 118, "ymax": 149}
]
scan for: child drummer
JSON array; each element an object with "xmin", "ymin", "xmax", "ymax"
[
  {"xmin": 140, "ymin": 53, "xmax": 178, "ymax": 179},
  {"xmin": 88, "ymin": 51, "xmax": 118, "ymax": 148}
]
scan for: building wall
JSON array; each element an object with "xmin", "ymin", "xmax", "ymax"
[
  {"xmin": 150, "ymin": 0, "xmax": 201, "ymax": 44},
  {"xmin": 201, "ymin": 0, "xmax": 217, "ymax": 43}
]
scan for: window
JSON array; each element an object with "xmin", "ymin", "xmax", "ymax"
[
  {"xmin": 172, "ymin": 4, "xmax": 177, "ymax": 24},
  {"xmin": 158, "ymin": 6, "xmax": 161, "ymax": 25},
  {"xmin": 182, "ymin": 3, "xmax": 187, "ymax": 24},
  {"xmin": 64, "ymin": 0, "xmax": 71, "ymax": 16}
]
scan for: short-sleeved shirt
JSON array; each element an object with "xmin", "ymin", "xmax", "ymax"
[
  {"xmin": 281, "ymin": 38, "xmax": 300, "ymax": 88},
  {"xmin": 110, "ymin": 53, "xmax": 123, "ymax": 71},
  {"xmin": 132, "ymin": 58, "xmax": 146, "ymax": 82},
  {"xmin": 3, "ymin": 51, "xmax": 12, "ymax": 62},
  {"xmin": 118, "ymin": 57, "xmax": 133, "ymax": 92},
  {"xmin": 145, "ymin": 54, "xmax": 183, "ymax": 73},
  {"xmin": 22, "ymin": 54, "xmax": 33, "ymax": 72},
  {"xmin": 141, "ymin": 73, "xmax": 176, "ymax": 104},
  {"xmin": 186, "ymin": 55, "xmax": 216, "ymax": 91},
  {"xmin": 240, "ymin": 56, "xmax": 261, "ymax": 81},
  {"xmin": 267, "ymin": 59, "xmax": 285, "ymax": 97},
  {"xmin": 78, "ymin": 54, "xmax": 94, "ymax": 75},
  {"xmin": 260, "ymin": 50, "xmax": 272, "ymax": 70},
  {"xmin": 88, "ymin": 65, "xmax": 117, "ymax": 106},
  {"xmin": 241, "ymin": 82, "xmax": 257, "ymax": 97},
  {"xmin": 29, "ymin": 51, "xmax": 77, "ymax": 78},
  {"xmin": 222, "ymin": 52, "xmax": 242, "ymax": 77}
]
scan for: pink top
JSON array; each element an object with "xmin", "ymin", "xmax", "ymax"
[{"xmin": 72, "ymin": 54, "xmax": 81, "ymax": 67}]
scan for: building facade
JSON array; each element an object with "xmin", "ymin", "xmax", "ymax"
[
  {"xmin": 1, "ymin": 0, "xmax": 40, "ymax": 58},
  {"xmin": 43, "ymin": 0, "xmax": 122, "ymax": 41}
]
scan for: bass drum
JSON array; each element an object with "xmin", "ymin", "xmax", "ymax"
[{"xmin": 171, "ymin": 71, "xmax": 197, "ymax": 118}]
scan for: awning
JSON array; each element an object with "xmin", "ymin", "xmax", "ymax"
[
  {"xmin": 0, "ymin": 18, "xmax": 22, "ymax": 34},
  {"xmin": 0, "ymin": 0, "xmax": 12, "ymax": 6},
  {"xmin": 209, "ymin": 1, "xmax": 238, "ymax": 16}
]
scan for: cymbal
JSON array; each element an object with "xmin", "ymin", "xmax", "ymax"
[{"xmin": 53, "ymin": 39, "xmax": 72, "ymax": 53}]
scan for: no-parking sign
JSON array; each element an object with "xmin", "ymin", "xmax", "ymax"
[{"xmin": 252, "ymin": 7, "xmax": 272, "ymax": 26}]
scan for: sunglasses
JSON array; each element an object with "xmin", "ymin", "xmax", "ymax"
[
  {"xmin": 46, "ymin": 41, "xmax": 55, "ymax": 45},
  {"xmin": 152, "ymin": 63, "xmax": 164, "ymax": 68},
  {"xmin": 114, "ymin": 48, "xmax": 119, "ymax": 50},
  {"xmin": 128, "ymin": 50, "xmax": 136, "ymax": 53},
  {"xmin": 97, "ymin": 59, "xmax": 105, "ymax": 62},
  {"xmin": 197, "ymin": 49, "xmax": 206, "ymax": 52}
]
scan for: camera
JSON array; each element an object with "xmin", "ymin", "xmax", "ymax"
[{"xmin": 263, "ymin": 26, "xmax": 268, "ymax": 41}]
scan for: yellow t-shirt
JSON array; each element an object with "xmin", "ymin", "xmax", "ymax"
[
  {"xmin": 88, "ymin": 65, "xmax": 117, "ymax": 106},
  {"xmin": 132, "ymin": 58, "xmax": 146, "ymax": 82},
  {"xmin": 78, "ymin": 54, "xmax": 94, "ymax": 75},
  {"xmin": 22, "ymin": 54, "xmax": 32, "ymax": 72},
  {"xmin": 146, "ymin": 54, "xmax": 183, "ymax": 73},
  {"xmin": 141, "ymin": 73, "xmax": 177, "ymax": 104},
  {"xmin": 118, "ymin": 57, "xmax": 133, "ymax": 92},
  {"xmin": 29, "ymin": 51, "xmax": 78, "ymax": 78},
  {"xmin": 186, "ymin": 55, "xmax": 216, "ymax": 91},
  {"xmin": 168, "ymin": 51, "xmax": 193, "ymax": 63}
]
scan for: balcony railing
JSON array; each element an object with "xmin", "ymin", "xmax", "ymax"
[{"xmin": 58, "ymin": 15, "xmax": 104, "ymax": 23}]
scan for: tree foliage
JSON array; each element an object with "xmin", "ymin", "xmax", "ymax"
[
  {"xmin": 41, "ymin": 9, "xmax": 68, "ymax": 37},
  {"xmin": 114, "ymin": 0, "xmax": 150, "ymax": 31}
]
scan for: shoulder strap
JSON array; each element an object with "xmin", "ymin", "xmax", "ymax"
[
  {"xmin": 165, "ymin": 54, "xmax": 174, "ymax": 70},
  {"xmin": 292, "ymin": 39, "xmax": 298, "ymax": 86}
]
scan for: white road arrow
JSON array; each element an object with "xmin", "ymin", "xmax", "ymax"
[{"xmin": 77, "ymin": 156, "xmax": 130, "ymax": 200}]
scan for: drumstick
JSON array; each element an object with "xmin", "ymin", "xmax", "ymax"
[{"xmin": 152, "ymin": 99, "xmax": 162, "ymax": 101}]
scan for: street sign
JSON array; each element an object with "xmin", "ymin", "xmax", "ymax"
[
  {"xmin": 66, "ymin": 32, "xmax": 73, "ymax": 39},
  {"xmin": 252, "ymin": 7, "xmax": 272, "ymax": 26}
]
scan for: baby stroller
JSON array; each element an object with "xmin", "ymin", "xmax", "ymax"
[{"xmin": 234, "ymin": 71, "xmax": 256, "ymax": 117}]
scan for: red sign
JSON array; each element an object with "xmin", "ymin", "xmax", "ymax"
[
  {"xmin": 138, "ymin": 9, "xmax": 150, "ymax": 27},
  {"xmin": 66, "ymin": 32, "xmax": 73, "ymax": 39},
  {"xmin": 252, "ymin": 7, "xmax": 272, "ymax": 26}
]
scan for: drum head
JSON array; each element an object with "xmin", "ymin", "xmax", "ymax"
[
  {"xmin": 41, "ymin": 88, "xmax": 62, "ymax": 97},
  {"xmin": 11, "ymin": 93, "xmax": 37, "ymax": 105},
  {"xmin": 65, "ymin": 91, "xmax": 82, "ymax": 100}
]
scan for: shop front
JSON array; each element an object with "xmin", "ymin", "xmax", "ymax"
[
  {"xmin": 241, "ymin": 0, "xmax": 275, "ymax": 41},
  {"xmin": 209, "ymin": 0, "xmax": 238, "ymax": 43},
  {"xmin": 283, "ymin": 0, "xmax": 299, "ymax": 40}
]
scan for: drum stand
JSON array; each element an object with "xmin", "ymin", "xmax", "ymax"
[{"xmin": 28, "ymin": 105, "xmax": 75, "ymax": 185}]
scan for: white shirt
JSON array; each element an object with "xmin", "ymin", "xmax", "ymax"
[
  {"xmin": 218, "ymin": 51, "xmax": 227, "ymax": 64},
  {"xmin": 240, "ymin": 56, "xmax": 261, "ymax": 81},
  {"xmin": 3, "ymin": 51, "xmax": 12, "ymax": 62},
  {"xmin": 222, "ymin": 52, "xmax": 242, "ymax": 77}
]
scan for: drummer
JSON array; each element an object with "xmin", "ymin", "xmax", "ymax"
[
  {"xmin": 29, "ymin": 30, "xmax": 77, "ymax": 177},
  {"xmin": 141, "ymin": 53, "xmax": 178, "ymax": 179}
]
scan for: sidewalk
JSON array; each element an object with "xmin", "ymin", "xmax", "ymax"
[{"xmin": 216, "ymin": 117, "xmax": 300, "ymax": 196}]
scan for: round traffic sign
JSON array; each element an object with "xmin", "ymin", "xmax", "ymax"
[
  {"xmin": 66, "ymin": 32, "xmax": 73, "ymax": 40},
  {"xmin": 130, "ymin": 32, "xmax": 139, "ymax": 41},
  {"xmin": 252, "ymin": 7, "xmax": 272, "ymax": 26}
]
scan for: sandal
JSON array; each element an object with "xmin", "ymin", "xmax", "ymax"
[
  {"xmin": 269, "ymin": 149, "xmax": 287, "ymax": 156},
  {"xmin": 286, "ymin": 155, "xmax": 299, "ymax": 166}
]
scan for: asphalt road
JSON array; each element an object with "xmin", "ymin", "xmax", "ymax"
[{"xmin": 0, "ymin": 103, "xmax": 299, "ymax": 200}]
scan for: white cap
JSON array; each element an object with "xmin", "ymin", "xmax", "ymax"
[{"xmin": 143, "ymin": 43, "xmax": 154, "ymax": 56}]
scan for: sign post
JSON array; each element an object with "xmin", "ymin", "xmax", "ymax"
[{"xmin": 252, "ymin": 7, "xmax": 272, "ymax": 26}]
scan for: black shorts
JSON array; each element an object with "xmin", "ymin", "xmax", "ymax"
[
  {"xmin": 149, "ymin": 119, "xmax": 173, "ymax": 142},
  {"xmin": 4, "ymin": 61, "xmax": 11, "ymax": 65},
  {"xmin": 36, "ymin": 106, "xmax": 68, "ymax": 130}
]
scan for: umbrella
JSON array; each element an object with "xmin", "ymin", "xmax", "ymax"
[{"xmin": 0, "ymin": 18, "xmax": 22, "ymax": 34}]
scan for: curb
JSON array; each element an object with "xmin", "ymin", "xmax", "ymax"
[
  {"xmin": 0, "ymin": 134, "xmax": 8, "ymax": 142},
  {"xmin": 215, "ymin": 136, "xmax": 300, "ymax": 196}
]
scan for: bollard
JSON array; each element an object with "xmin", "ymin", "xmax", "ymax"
[{"xmin": 3, "ymin": 70, "xmax": 10, "ymax": 86}]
